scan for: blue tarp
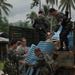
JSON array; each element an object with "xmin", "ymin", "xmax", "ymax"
[
  {"xmin": 52, "ymin": 25, "xmax": 74, "ymax": 48},
  {"xmin": 52, "ymin": 25, "xmax": 62, "ymax": 40}
]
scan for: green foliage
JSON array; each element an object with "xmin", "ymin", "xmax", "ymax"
[
  {"xmin": 59, "ymin": 0, "xmax": 75, "ymax": 17},
  {"xmin": 19, "ymin": 21, "xmax": 30, "ymax": 28},
  {"xmin": 42, "ymin": 5, "xmax": 50, "ymax": 16},
  {"xmin": 0, "ymin": 0, "xmax": 13, "ymax": 16},
  {"xmin": 0, "ymin": 0, "xmax": 12, "ymax": 36},
  {"xmin": 0, "ymin": 61, "xmax": 4, "ymax": 70},
  {"xmin": 45, "ymin": 0, "xmax": 58, "ymax": 7},
  {"xmin": 0, "ymin": 17, "xmax": 9, "ymax": 35},
  {"xmin": 30, "ymin": 0, "xmax": 39, "ymax": 9},
  {"xmin": 26, "ymin": 11, "xmax": 37, "ymax": 24}
]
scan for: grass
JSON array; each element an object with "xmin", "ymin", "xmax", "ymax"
[{"xmin": 0, "ymin": 61, "xmax": 4, "ymax": 70}]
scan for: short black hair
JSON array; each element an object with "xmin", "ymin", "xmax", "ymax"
[
  {"xmin": 34, "ymin": 48, "xmax": 41, "ymax": 52},
  {"xmin": 49, "ymin": 8, "xmax": 56, "ymax": 13},
  {"xmin": 38, "ymin": 10, "xmax": 43, "ymax": 14},
  {"xmin": 10, "ymin": 39, "xmax": 18, "ymax": 46}
]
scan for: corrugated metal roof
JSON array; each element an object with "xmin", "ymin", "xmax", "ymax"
[
  {"xmin": 0, "ymin": 37, "xmax": 9, "ymax": 42},
  {"xmin": 0, "ymin": 32, "xmax": 4, "ymax": 35}
]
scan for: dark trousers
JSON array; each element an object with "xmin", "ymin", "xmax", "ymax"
[{"xmin": 59, "ymin": 28, "xmax": 69, "ymax": 49}]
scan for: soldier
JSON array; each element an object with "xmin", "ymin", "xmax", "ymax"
[
  {"xmin": 17, "ymin": 37, "xmax": 28, "ymax": 75},
  {"xmin": 21, "ymin": 48, "xmax": 54, "ymax": 75},
  {"xmin": 33, "ymin": 11, "xmax": 49, "ymax": 41},
  {"xmin": 49, "ymin": 8, "xmax": 73, "ymax": 51},
  {"xmin": 8, "ymin": 39, "xmax": 25, "ymax": 62},
  {"xmin": 17, "ymin": 37, "xmax": 28, "ymax": 58},
  {"xmin": 6, "ymin": 39, "xmax": 24, "ymax": 75},
  {"xmin": 33, "ymin": 48, "xmax": 54, "ymax": 75}
]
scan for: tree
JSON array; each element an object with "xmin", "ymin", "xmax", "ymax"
[
  {"xmin": 46, "ymin": 0, "xmax": 58, "ymax": 8},
  {"xmin": 0, "ymin": 17, "xmax": 9, "ymax": 35},
  {"xmin": 59, "ymin": 0, "xmax": 75, "ymax": 17},
  {"xmin": 19, "ymin": 21, "xmax": 30, "ymax": 28},
  {"xmin": 26, "ymin": 11, "xmax": 37, "ymax": 24},
  {"xmin": 0, "ymin": 0, "xmax": 13, "ymax": 17},
  {"xmin": 31, "ymin": 0, "xmax": 39, "ymax": 9},
  {"xmin": 42, "ymin": 5, "xmax": 50, "ymax": 16}
]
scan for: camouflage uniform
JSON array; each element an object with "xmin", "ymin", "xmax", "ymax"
[
  {"xmin": 33, "ymin": 15, "xmax": 49, "ymax": 41},
  {"xmin": 55, "ymin": 12, "xmax": 73, "ymax": 50},
  {"xmin": 4, "ymin": 47, "xmax": 24, "ymax": 75},
  {"xmin": 33, "ymin": 53, "xmax": 54, "ymax": 75},
  {"xmin": 8, "ymin": 47, "xmax": 24, "ymax": 61}
]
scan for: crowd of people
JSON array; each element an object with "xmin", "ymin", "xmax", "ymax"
[
  {"xmin": 6, "ymin": 37, "xmax": 58, "ymax": 75},
  {"xmin": 3, "ymin": 8, "xmax": 73, "ymax": 75}
]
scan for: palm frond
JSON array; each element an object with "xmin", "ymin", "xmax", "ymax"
[
  {"xmin": 73, "ymin": 0, "xmax": 75, "ymax": 3},
  {"xmin": 71, "ymin": 0, "xmax": 75, "ymax": 10},
  {"xmin": 2, "ymin": 5, "xmax": 10, "ymax": 12},
  {"xmin": 0, "ymin": 0, "xmax": 12, "ymax": 16},
  {"xmin": 2, "ymin": 6, "xmax": 9, "ymax": 15},
  {"xmin": 61, "ymin": 3, "xmax": 66, "ymax": 12},
  {"xmin": 43, "ymin": 5, "xmax": 49, "ymax": 16},
  {"xmin": 4, "ymin": 2, "xmax": 13, "ymax": 8}
]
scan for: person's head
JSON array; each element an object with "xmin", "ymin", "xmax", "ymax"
[
  {"xmin": 38, "ymin": 10, "xmax": 44, "ymax": 15},
  {"xmin": 20, "ymin": 37, "xmax": 26, "ymax": 47},
  {"xmin": 34, "ymin": 48, "xmax": 42, "ymax": 56},
  {"xmin": 49, "ymin": 8, "xmax": 57, "ymax": 16},
  {"xmin": 10, "ymin": 39, "xmax": 18, "ymax": 49}
]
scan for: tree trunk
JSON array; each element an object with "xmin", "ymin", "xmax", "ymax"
[
  {"xmin": 0, "ymin": 8, "xmax": 2, "ymax": 19},
  {"xmin": 39, "ymin": 0, "xmax": 41, "ymax": 11}
]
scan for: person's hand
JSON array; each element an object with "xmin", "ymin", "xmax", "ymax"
[
  {"xmin": 25, "ymin": 50, "xmax": 28, "ymax": 53},
  {"xmin": 51, "ymin": 31, "xmax": 54, "ymax": 34},
  {"xmin": 47, "ymin": 31, "xmax": 54, "ymax": 36},
  {"xmin": 23, "ymin": 54, "xmax": 27, "ymax": 58},
  {"xmin": 28, "ymin": 63, "xmax": 33, "ymax": 67},
  {"xmin": 21, "ymin": 61, "xmax": 26, "ymax": 65}
]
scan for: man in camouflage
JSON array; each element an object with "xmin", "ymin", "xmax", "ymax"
[
  {"xmin": 28, "ymin": 48, "xmax": 54, "ymax": 75},
  {"xmin": 6, "ymin": 39, "xmax": 25, "ymax": 75},
  {"xmin": 21, "ymin": 48, "xmax": 59, "ymax": 75},
  {"xmin": 33, "ymin": 11, "xmax": 49, "ymax": 41},
  {"xmin": 3, "ymin": 39, "xmax": 23, "ymax": 75},
  {"xmin": 49, "ymin": 8, "xmax": 73, "ymax": 51}
]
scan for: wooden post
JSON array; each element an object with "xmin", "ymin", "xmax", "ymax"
[
  {"xmin": 38, "ymin": 0, "xmax": 41, "ymax": 11},
  {"xmin": 6, "ymin": 44, "xmax": 9, "ymax": 58},
  {"xmin": 73, "ymin": 21, "xmax": 75, "ymax": 65},
  {"xmin": 73, "ymin": 21, "xmax": 75, "ymax": 50}
]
